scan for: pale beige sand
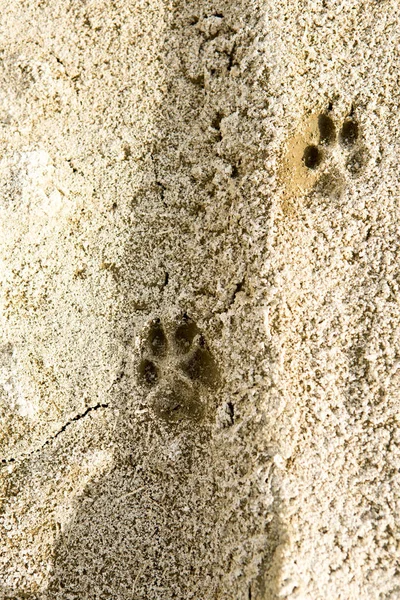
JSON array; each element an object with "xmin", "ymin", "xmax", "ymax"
[{"xmin": 0, "ymin": 1, "xmax": 399, "ymax": 598}]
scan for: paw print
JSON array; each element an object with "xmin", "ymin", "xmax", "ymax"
[
  {"xmin": 302, "ymin": 110, "xmax": 369, "ymax": 184},
  {"xmin": 137, "ymin": 316, "xmax": 219, "ymax": 424},
  {"xmin": 280, "ymin": 106, "xmax": 369, "ymax": 214}
]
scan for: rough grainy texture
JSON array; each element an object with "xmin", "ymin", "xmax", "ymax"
[{"xmin": 0, "ymin": 0, "xmax": 399, "ymax": 598}]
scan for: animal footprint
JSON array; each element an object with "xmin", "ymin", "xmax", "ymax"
[
  {"xmin": 302, "ymin": 109, "xmax": 368, "ymax": 185},
  {"xmin": 138, "ymin": 316, "xmax": 219, "ymax": 425},
  {"xmin": 279, "ymin": 105, "xmax": 369, "ymax": 215}
]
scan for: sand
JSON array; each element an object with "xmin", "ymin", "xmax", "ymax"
[{"xmin": 0, "ymin": 0, "xmax": 399, "ymax": 598}]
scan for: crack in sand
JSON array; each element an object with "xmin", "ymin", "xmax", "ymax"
[{"xmin": 1, "ymin": 403, "xmax": 110, "ymax": 466}]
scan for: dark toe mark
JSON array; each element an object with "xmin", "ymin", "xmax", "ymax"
[
  {"xmin": 148, "ymin": 320, "xmax": 167, "ymax": 357},
  {"xmin": 181, "ymin": 347, "xmax": 219, "ymax": 387},
  {"xmin": 340, "ymin": 119, "xmax": 359, "ymax": 147},
  {"xmin": 303, "ymin": 145, "xmax": 322, "ymax": 169},
  {"xmin": 318, "ymin": 113, "xmax": 336, "ymax": 145},
  {"xmin": 346, "ymin": 148, "xmax": 367, "ymax": 176},
  {"xmin": 138, "ymin": 359, "xmax": 158, "ymax": 386},
  {"xmin": 175, "ymin": 317, "xmax": 199, "ymax": 353}
]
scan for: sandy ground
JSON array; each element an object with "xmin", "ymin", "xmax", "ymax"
[{"xmin": 0, "ymin": 0, "xmax": 399, "ymax": 598}]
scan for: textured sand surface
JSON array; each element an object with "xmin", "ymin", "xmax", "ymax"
[{"xmin": 0, "ymin": 1, "xmax": 399, "ymax": 598}]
